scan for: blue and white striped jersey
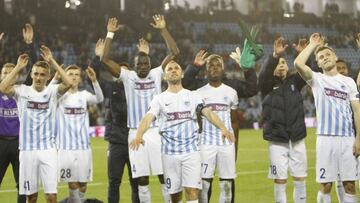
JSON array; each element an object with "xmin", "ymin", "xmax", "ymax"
[
  {"xmin": 119, "ymin": 66, "xmax": 163, "ymax": 128},
  {"xmin": 148, "ymin": 89, "xmax": 204, "ymax": 155},
  {"xmin": 57, "ymin": 81, "xmax": 104, "ymax": 150},
  {"xmin": 14, "ymin": 84, "xmax": 59, "ymax": 150},
  {"xmin": 308, "ymin": 71, "xmax": 358, "ymax": 136},
  {"xmin": 196, "ymin": 84, "xmax": 238, "ymax": 146}
]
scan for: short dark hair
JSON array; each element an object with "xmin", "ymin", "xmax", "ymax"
[
  {"xmin": 34, "ymin": 61, "xmax": 50, "ymax": 70},
  {"xmin": 314, "ymin": 45, "xmax": 336, "ymax": 56},
  {"xmin": 65, "ymin": 64, "xmax": 82, "ymax": 72}
]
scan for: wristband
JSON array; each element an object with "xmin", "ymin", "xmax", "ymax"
[{"xmin": 106, "ymin": 32, "xmax": 114, "ymax": 39}]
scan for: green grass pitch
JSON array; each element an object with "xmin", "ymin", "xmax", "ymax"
[{"xmin": 0, "ymin": 128, "xmax": 357, "ymax": 202}]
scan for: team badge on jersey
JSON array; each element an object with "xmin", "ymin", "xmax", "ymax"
[
  {"xmin": 223, "ymin": 96, "xmax": 228, "ymax": 102},
  {"xmin": 184, "ymin": 101, "xmax": 190, "ymax": 107},
  {"xmin": 340, "ymin": 85, "xmax": 346, "ymax": 90}
]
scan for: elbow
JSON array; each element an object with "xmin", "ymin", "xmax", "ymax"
[
  {"xmin": 294, "ymin": 60, "xmax": 303, "ymax": 70},
  {"xmin": 172, "ymin": 48, "xmax": 180, "ymax": 56}
]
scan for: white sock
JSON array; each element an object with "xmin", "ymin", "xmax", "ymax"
[
  {"xmin": 274, "ymin": 183, "xmax": 287, "ymax": 203},
  {"xmin": 138, "ymin": 185, "xmax": 151, "ymax": 203},
  {"xmin": 219, "ymin": 180, "xmax": 232, "ymax": 203},
  {"xmin": 161, "ymin": 184, "xmax": 171, "ymax": 203},
  {"xmin": 293, "ymin": 181, "xmax": 306, "ymax": 203},
  {"xmin": 186, "ymin": 200, "xmax": 199, "ymax": 203},
  {"xmin": 199, "ymin": 180, "xmax": 210, "ymax": 203},
  {"xmin": 335, "ymin": 181, "xmax": 345, "ymax": 203},
  {"xmin": 69, "ymin": 188, "xmax": 81, "ymax": 203},
  {"xmin": 317, "ymin": 191, "xmax": 331, "ymax": 203},
  {"xmin": 79, "ymin": 191, "xmax": 85, "ymax": 203},
  {"xmin": 343, "ymin": 193, "xmax": 357, "ymax": 203}
]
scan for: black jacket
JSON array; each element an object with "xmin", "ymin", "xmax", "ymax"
[
  {"xmin": 259, "ymin": 55, "xmax": 307, "ymax": 143},
  {"xmin": 91, "ymin": 57, "xmax": 129, "ymax": 145},
  {"xmin": 182, "ymin": 64, "xmax": 258, "ymax": 98}
]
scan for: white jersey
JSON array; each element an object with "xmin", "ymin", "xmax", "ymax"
[
  {"xmin": 14, "ymin": 84, "xmax": 59, "ymax": 150},
  {"xmin": 57, "ymin": 82, "xmax": 104, "ymax": 150},
  {"xmin": 196, "ymin": 84, "xmax": 238, "ymax": 146},
  {"xmin": 148, "ymin": 89, "xmax": 204, "ymax": 155},
  {"xmin": 308, "ymin": 71, "xmax": 358, "ymax": 136},
  {"xmin": 120, "ymin": 66, "xmax": 163, "ymax": 128}
]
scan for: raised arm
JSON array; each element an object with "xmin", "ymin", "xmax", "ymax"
[
  {"xmin": 102, "ymin": 18, "xmax": 122, "ymax": 78},
  {"xmin": 0, "ymin": 54, "xmax": 29, "ymax": 96},
  {"xmin": 40, "ymin": 45, "xmax": 72, "ymax": 96},
  {"xmin": 182, "ymin": 50, "xmax": 208, "ymax": 89},
  {"xmin": 0, "ymin": 32, "xmax": 4, "ymax": 41},
  {"xmin": 85, "ymin": 66, "xmax": 104, "ymax": 104},
  {"xmin": 129, "ymin": 113, "xmax": 156, "ymax": 150},
  {"xmin": 356, "ymin": 33, "xmax": 360, "ymax": 49},
  {"xmin": 150, "ymin": 14, "xmax": 180, "ymax": 56},
  {"xmin": 294, "ymin": 33, "xmax": 323, "ymax": 81},
  {"xmin": 201, "ymin": 107, "xmax": 235, "ymax": 143}
]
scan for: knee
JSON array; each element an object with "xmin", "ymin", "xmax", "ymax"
[
  {"xmin": 79, "ymin": 182, "xmax": 87, "ymax": 193},
  {"xmin": 293, "ymin": 176, "xmax": 306, "ymax": 182},
  {"xmin": 45, "ymin": 193, "xmax": 57, "ymax": 203},
  {"xmin": 185, "ymin": 187, "xmax": 199, "ymax": 200},
  {"xmin": 137, "ymin": 176, "xmax": 149, "ymax": 186},
  {"xmin": 320, "ymin": 182, "xmax": 332, "ymax": 193},
  {"xmin": 343, "ymin": 181, "xmax": 356, "ymax": 194},
  {"xmin": 27, "ymin": 194, "xmax": 38, "ymax": 203},
  {"xmin": 274, "ymin": 179, "xmax": 287, "ymax": 184},
  {"xmin": 68, "ymin": 182, "xmax": 79, "ymax": 190}
]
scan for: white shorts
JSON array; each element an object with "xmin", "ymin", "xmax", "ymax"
[
  {"xmin": 58, "ymin": 149, "xmax": 93, "ymax": 182},
  {"xmin": 316, "ymin": 135, "xmax": 358, "ymax": 183},
  {"xmin": 200, "ymin": 144, "xmax": 236, "ymax": 179},
  {"xmin": 19, "ymin": 149, "xmax": 58, "ymax": 195},
  {"xmin": 128, "ymin": 127, "xmax": 163, "ymax": 178},
  {"xmin": 268, "ymin": 139, "xmax": 307, "ymax": 180},
  {"xmin": 162, "ymin": 151, "xmax": 202, "ymax": 194}
]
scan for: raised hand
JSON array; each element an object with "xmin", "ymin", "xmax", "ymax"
[
  {"xmin": 86, "ymin": 67, "xmax": 97, "ymax": 82},
  {"xmin": 150, "ymin": 14, "xmax": 166, "ymax": 30},
  {"xmin": 107, "ymin": 17, "xmax": 122, "ymax": 32},
  {"xmin": 292, "ymin": 38, "xmax": 308, "ymax": 54},
  {"xmin": 22, "ymin": 24, "xmax": 33, "ymax": 44},
  {"xmin": 273, "ymin": 37, "xmax": 288, "ymax": 58},
  {"xmin": 356, "ymin": 33, "xmax": 360, "ymax": 49},
  {"xmin": 16, "ymin": 54, "xmax": 30, "ymax": 69},
  {"xmin": 137, "ymin": 38, "xmax": 150, "ymax": 55},
  {"xmin": 40, "ymin": 45, "xmax": 53, "ymax": 62},
  {"xmin": 229, "ymin": 47, "xmax": 242, "ymax": 64},
  {"xmin": 0, "ymin": 32, "xmax": 4, "ymax": 41},
  {"xmin": 193, "ymin": 49, "xmax": 208, "ymax": 67},
  {"xmin": 309, "ymin": 33, "xmax": 324, "ymax": 47},
  {"xmin": 95, "ymin": 38, "xmax": 104, "ymax": 57}
]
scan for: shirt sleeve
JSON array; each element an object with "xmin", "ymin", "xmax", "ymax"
[
  {"xmin": 306, "ymin": 71, "xmax": 319, "ymax": 88},
  {"xmin": 147, "ymin": 95, "xmax": 161, "ymax": 118},
  {"xmin": 119, "ymin": 67, "xmax": 131, "ymax": 81},
  {"xmin": 230, "ymin": 89, "xmax": 239, "ymax": 110},
  {"xmin": 348, "ymin": 79, "xmax": 359, "ymax": 101},
  {"xmin": 13, "ymin": 85, "xmax": 25, "ymax": 100},
  {"xmin": 85, "ymin": 81, "xmax": 105, "ymax": 105},
  {"xmin": 150, "ymin": 66, "xmax": 163, "ymax": 79}
]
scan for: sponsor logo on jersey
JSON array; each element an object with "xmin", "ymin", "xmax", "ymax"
[
  {"xmin": 64, "ymin": 107, "xmax": 86, "ymax": 115},
  {"xmin": 166, "ymin": 111, "xmax": 192, "ymax": 121},
  {"xmin": 134, "ymin": 81, "xmax": 155, "ymax": 90},
  {"xmin": 27, "ymin": 101, "xmax": 49, "ymax": 110},
  {"xmin": 207, "ymin": 103, "xmax": 228, "ymax": 111},
  {"xmin": 324, "ymin": 88, "xmax": 347, "ymax": 100}
]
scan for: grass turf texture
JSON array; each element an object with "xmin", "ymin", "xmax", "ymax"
[{"xmin": 0, "ymin": 128, "xmax": 357, "ymax": 202}]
